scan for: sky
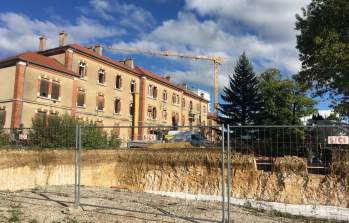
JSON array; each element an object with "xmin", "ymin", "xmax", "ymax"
[{"xmin": 0, "ymin": 0, "xmax": 330, "ymax": 111}]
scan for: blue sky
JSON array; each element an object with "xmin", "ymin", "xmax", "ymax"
[{"xmin": 0, "ymin": 0, "xmax": 330, "ymax": 111}]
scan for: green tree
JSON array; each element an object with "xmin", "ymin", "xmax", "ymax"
[
  {"xmin": 295, "ymin": 0, "xmax": 349, "ymax": 115},
  {"xmin": 219, "ymin": 52, "xmax": 263, "ymax": 125},
  {"xmin": 259, "ymin": 69, "xmax": 316, "ymax": 125}
]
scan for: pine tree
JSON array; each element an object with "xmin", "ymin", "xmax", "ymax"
[{"xmin": 219, "ymin": 52, "xmax": 263, "ymax": 125}]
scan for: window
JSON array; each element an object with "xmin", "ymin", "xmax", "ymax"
[
  {"xmin": 0, "ymin": 108, "xmax": 6, "ymax": 127},
  {"xmin": 98, "ymin": 69, "xmax": 105, "ymax": 84},
  {"xmin": 115, "ymin": 75, "xmax": 122, "ymax": 89},
  {"xmin": 114, "ymin": 98, "xmax": 121, "ymax": 114},
  {"xmin": 196, "ymin": 103, "xmax": 200, "ymax": 111},
  {"xmin": 148, "ymin": 85, "xmax": 157, "ymax": 98},
  {"xmin": 181, "ymin": 115, "xmax": 185, "ymax": 126},
  {"xmin": 153, "ymin": 87, "xmax": 157, "ymax": 98},
  {"xmin": 203, "ymin": 105, "xmax": 207, "ymax": 113},
  {"xmin": 77, "ymin": 89, "xmax": 85, "ymax": 107},
  {"xmin": 38, "ymin": 78, "xmax": 62, "ymax": 101},
  {"xmin": 97, "ymin": 95, "xmax": 105, "ymax": 111},
  {"xmin": 172, "ymin": 94, "xmax": 179, "ymax": 104},
  {"xmin": 152, "ymin": 107, "xmax": 157, "ymax": 120},
  {"xmin": 130, "ymin": 80, "xmax": 136, "ymax": 93},
  {"xmin": 147, "ymin": 106, "xmax": 152, "ymax": 119},
  {"xmin": 79, "ymin": 61, "xmax": 87, "ymax": 78},
  {"xmin": 172, "ymin": 112, "xmax": 179, "ymax": 127},
  {"xmin": 147, "ymin": 106, "xmax": 157, "ymax": 120},
  {"xmin": 148, "ymin": 85, "xmax": 153, "ymax": 96},
  {"xmin": 162, "ymin": 109, "xmax": 167, "ymax": 120},
  {"xmin": 163, "ymin": 90, "xmax": 167, "ymax": 101},
  {"xmin": 129, "ymin": 103, "xmax": 134, "ymax": 116},
  {"xmin": 36, "ymin": 111, "xmax": 48, "ymax": 126},
  {"xmin": 189, "ymin": 101, "xmax": 193, "ymax": 110},
  {"xmin": 182, "ymin": 98, "xmax": 186, "ymax": 108},
  {"xmin": 51, "ymin": 81, "xmax": 60, "ymax": 100},
  {"xmin": 39, "ymin": 79, "xmax": 49, "ymax": 97}
]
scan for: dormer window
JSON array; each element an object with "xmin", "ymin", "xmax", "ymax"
[
  {"xmin": 115, "ymin": 75, "xmax": 122, "ymax": 89},
  {"xmin": 98, "ymin": 69, "xmax": 105, "ymax": 84},
  {"xmin": 79, "ymin": 61, "xmax": 87, "ymax": 78}
]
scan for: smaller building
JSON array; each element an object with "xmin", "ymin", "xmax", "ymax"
[{"xmin": 207, "ymin": 112, "xmax": 220, "ymax": 142}]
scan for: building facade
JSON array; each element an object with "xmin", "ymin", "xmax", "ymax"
[{"xmin": 0, "ymin": 32, "xmax": 209, "ymax": 141}]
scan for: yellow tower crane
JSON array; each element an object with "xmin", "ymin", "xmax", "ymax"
[{"xmin": 105, "ymin": 46, "xmax": 224, "ymax": 113}]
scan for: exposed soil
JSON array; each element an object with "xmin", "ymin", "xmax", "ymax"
[{"xmin": 0, "ymin": 185, "xmax": 343, "ymax": 223}]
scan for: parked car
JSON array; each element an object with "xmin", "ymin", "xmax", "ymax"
[{"xmin": 171, "ymin": 131, "xmax": 214, "ymax": 147}]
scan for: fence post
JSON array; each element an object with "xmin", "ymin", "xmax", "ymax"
[
  {"xmin": 221, "ymin": 124, "xmax": 225, "ymax": 223},
  {"xmin": 227, "ymin": 124, "xmax": 231, "ymax": 222},
  {"xmin": 74, "ymin": 125, "xmax": 81, "ymax": 208}
]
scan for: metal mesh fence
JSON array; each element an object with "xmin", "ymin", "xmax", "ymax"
[
  {"xmin": 227, "ymin": 125, "xmax": 349, "ymax": 174},
  {"xmin": 0, "ymin": 126, "xmax": 77, "ymax": 148},
  {"xmin": 1, "ymin": 124, "xmax": 349, "ymax": 222}
]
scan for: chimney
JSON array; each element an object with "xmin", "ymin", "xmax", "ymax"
[
  {"xmin": 94, "ymin": 44, "xmax": 103, "ymax": 56},
  {"xmin": 39, "ymin": 35, "xmax": 47, "ymax": 51},
  {"xmin": 165, "ymin": 76, "xmax": 171, "ymax": 81},
  {"xmin": 59, "ymin": 31, "xmax": 67, "ymax": 47},
  {"xmin": 124, "ymin": 58, "xmax": 134, "ymax": 69}
]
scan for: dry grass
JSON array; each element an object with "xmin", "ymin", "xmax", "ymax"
[
  {"xmin": 331, "ymin": 161, "xmax": 349, "ymax": 176},
  {"xmin": 273, "ymin": 156, "xmax": 307, "ymax": 175},
  {"xmin": 147, "ymin": 142, "xmax": 194, "ymax": 149},
  {"xmin": 0, "ymin": 148, "xmax": 223, "ymax": 169},
  {"xmin": 231, "ymin": 154, "xmax": 257, "ymax": 171}
]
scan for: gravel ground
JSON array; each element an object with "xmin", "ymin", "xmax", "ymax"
[{"xmin": 0, "ymin": 186, "xmax": 342, "ymax": 223}]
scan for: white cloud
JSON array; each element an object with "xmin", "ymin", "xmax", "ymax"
[
  {"xmin": 111, "ymin": 11, "xmax": 302, "ymax": 91},
  {"xmin": 185, "ymin": 0, "xmax": 310, "ymax": 43},
  {"xmin": 0, "ymin": 12, "xmax": 122, "ymax": 55},
  {"xmin": 86, "ymin": 0, "xmax": 156, "ymax": 32}
]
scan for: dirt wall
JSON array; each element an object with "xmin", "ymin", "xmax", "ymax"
[{"xmin": 0, "ymin": 149, "xmax": 348, "ymax": 208}]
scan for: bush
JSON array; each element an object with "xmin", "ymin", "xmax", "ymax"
[
  {"xmin": 0, "ymin": 126, "xmax": 10, "ymax": 147},
  {"xmin": 30, "ymin": 114, "xmax": 121, "ymax": 149}
]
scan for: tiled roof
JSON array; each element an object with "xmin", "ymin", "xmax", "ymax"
[
  {"xmin": 0, "ymin": 52, "xmax": 77, "ymax": 76},
  {"xmin": 134, "ymin": 66, "xmax": 208, "ymax": 102},
  {"xmin": 1, "ymin": 43, "xmax": 208, "ymax": 102},
  {"xmin": 67, "ymin": 44, "xmax": 135, "ymax": 73}
]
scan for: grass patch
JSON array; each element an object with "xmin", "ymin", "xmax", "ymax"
[
  {"xmin": 8, "ymin": 205, "xmax": 21, "ymax": 223},
  {"xmin": 269, "ymin": 210, "xmax": 348, "ymax": 223}
]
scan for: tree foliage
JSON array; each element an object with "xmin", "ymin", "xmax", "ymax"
[
  {"xmin": 259, "ymin": 69, "xmax": 316, "ymax": 125},
  {"xmin": 295, "ymin": 0, "xmax": 349, "ymax": 115},
  {"xmin": 219, "ymin": 52, "xmax": 263, "ymax": 125},
  {"xmin": 30, "ymin": 114, "xmax": 121, "ymax": 149}
]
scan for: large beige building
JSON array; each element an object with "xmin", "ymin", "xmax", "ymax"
[{"xmin": 0, "ymin": 32, "xmax": 209, "ymax": 140}]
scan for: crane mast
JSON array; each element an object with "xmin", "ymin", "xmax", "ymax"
[{"xmin": 105, "ymin": 46, "xmax": 223, "ymax": 113}]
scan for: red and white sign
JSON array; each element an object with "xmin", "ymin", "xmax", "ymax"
[
  {"xmin": 328, "ymin": 136, "xmax": 349, "ymax": 144},
  {"xmin": 143, "ymin": 134, "xmax": 157, "ymax": 141},
  {"xmin": 19, "ymin": 134, "xmax": 28, "ymax": 140}
]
